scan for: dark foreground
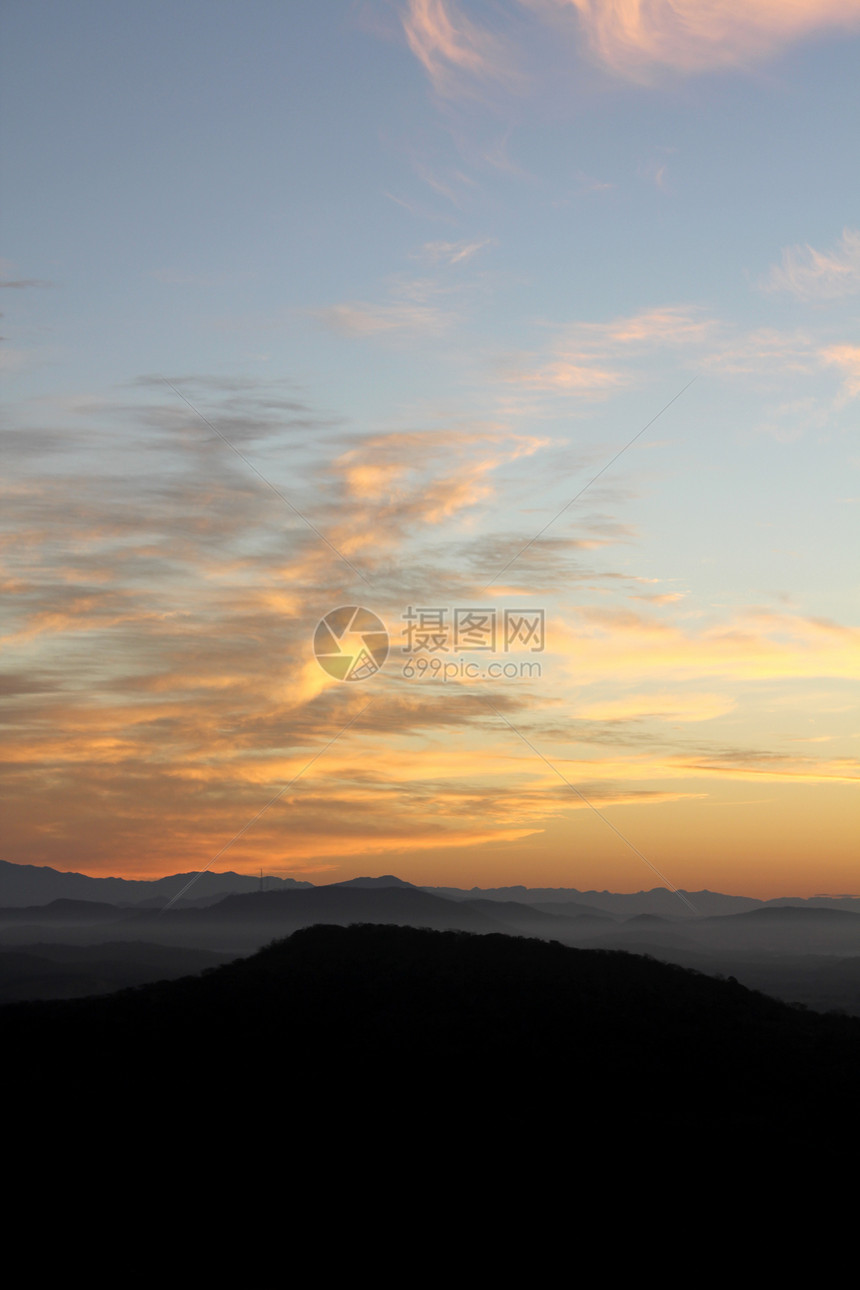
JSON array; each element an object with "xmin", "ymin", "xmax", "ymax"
[
  {"xmin": 8, "ymin": 922, "xmax": 860, "ymax": 1123},
  {"xmin": 5, "ymin": 923, "xmax": 856, "ymax": 1274}
]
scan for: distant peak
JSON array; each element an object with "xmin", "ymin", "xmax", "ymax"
[{"xmin": 332, "ymin": 875, "xmax": 415, "ymax": 889}]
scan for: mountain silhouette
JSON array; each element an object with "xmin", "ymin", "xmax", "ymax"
[
  {"xmin": 6, "ymin": 916, "xmax": 858, "ymax": 1268},
  {"xmin": 0, "ymin": 858, "xmax": 312, "ymax": 907},
  {"xmin": 5, "ymin": 873, "xmax": 860, "ymax": 1013},
  {"xmin": 332, "ymin": 874, "xmax": 417, "ymax": 888},
  {"xmin": 6, "ymin": 923, "xmax": 860, "ymax": 1143}
]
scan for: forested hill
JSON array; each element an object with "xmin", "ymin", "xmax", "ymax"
[{"xmin": 6, "ymin": 923, "xmax": 860, "ymax": 1145}]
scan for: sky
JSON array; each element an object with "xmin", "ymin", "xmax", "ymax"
[{"xmin": 1, "ymin": 0, "xmax": 858, "ymax": 897}]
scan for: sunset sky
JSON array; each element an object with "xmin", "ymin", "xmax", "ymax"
[{"xmin": 2, "ymin": 1, "xmax": 858, "ymax": 897}]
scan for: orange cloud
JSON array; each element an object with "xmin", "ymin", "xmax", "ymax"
[
  {"xmin": 553, "ymin": 607, "xmax": 860, "ymax": 683},
  {"xmin": 507, "ymin": 305, "xmax": 714, "ymax": 394},
  {"xmin": 631, "ymin": 592, "xmax": 686, "ymax": 604},
  {"xmin": 595, "ymin": 305, "xmax": 715, "ymax": 347},
  {"xmin": 577, "ymin": 691, "xmax": 736, "ymax": 722},
  {"xmin": 402, "ymin": 0, "xmax": 514, "ymax": 96},
  {"xmin": 507, "ymin": 357, "xmax": 628, "ymax": 395},
  {"xmin": 548, "ymin": 0, "xmax": 860, "ymax": 78},
  {"xmin": 331, "ymin": 428, "xmax": 549, "ymax": 534},
  {"xmin": 4, "ymin": 376, "xmax": 856, "ymax": 889},
  {"xmin": 820, "ymin": 344, "xmax": 860, "ymax": 401}
]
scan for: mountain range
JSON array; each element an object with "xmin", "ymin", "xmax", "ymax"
[
  {"xmin": 2, "ymin": 861, "xmax": 860, "ymax": 1014},
  {"xmin": 3, "ymin": 858, "xmax": 858, "ymax": 914}
]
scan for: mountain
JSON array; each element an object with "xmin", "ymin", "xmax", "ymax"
[
  {"xmin": 124, "ymin": 884, "xmax": 533, "ymax": 952},
  {"xmin": 331, "ymin": 874, "xmax": 417, "ymax": 888},
  {"xmin": 0, "ymin": 898, "xmax": 122, "ymax": 925},
  {"xmin": 0, "ymin": 858, "xmax": 313, "ymax": 907},
  {"xmin": 6, "ymin": 923, "xmax": 860, "ymax": 1148},
  {"xmin": 426, "ymin": 884, "xmax": 761, "ymax": 917},
  {"xmin": 0, "ymin": 941, "xmax": 231, "ymax": 1003},
  {"xmin": 4, "ymin": 873, "xmax": 860, "ymax": 1011},
  {"xmin": 530, "ymin": 900, "xmax": 619, "ymax": 921},
  {"xmin": 426, "ymin": 884, "xmax": 860, "ymax": 917},
  {"xmin": 4, "ymin": 859, "xmax": 859, "ymax": 917}
]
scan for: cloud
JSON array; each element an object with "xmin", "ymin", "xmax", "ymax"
[
  {"xmin": 506, "ymin": 304, "xmax": 713, "ymax": 394},
  {"xmin": 631, "ymin": 591, "xmax": 686, "ymax": 604},
  {"xmin": 577, "ymin": 692, "xmax": 736, "ymax": 723},
  {"xmin": 704, "ymin": 327, "xmax": 860, "ymax": 408},
  {"xmin": 410, "ymin": 160, "xmax": 479, "ymax": 208},
  {"xmin": 545, "ymin": 0, "xmax": 860, "ymax": 78},
  {"xmin": 552, "ymin": 606, "xmax": 860, "ymax": 685},
  {"xmin": 705, "ymin": 326, "xmax": 818, "ymax": 377},
  {"xmin": 820, "ymin": 344, "xmax": 860, "ymax": 401},
  {"xmin": 574, "ymin": 170, "xmax": 614, "ymax": 193},
  {"xmin": 670, "ymin": 751, "xmax": 859, "ymax": 785},
  {"xmin": 507, "ymin": 357, "xmax": 628, "ymax": 395},
  {"xmin": 4, "ymin": 375, "xmax": 855, "ymax": 881},
  {"xmin": 592, "ymin": 305, "xmax": 715, "ymax": 347},
  {"xmin": 314, "ymin": 300, "xmax": 454, "ymax": 338},
  {"xmin": 402, "ymin": 0, "xmax": 515, "ymax": 97},
  {"xmin": 417, "ymin": 239, "xmax": 492, "ymax": 266},
  {"xmin": 0, "ymin": 278, "xmax": 53, "ymax": 289},
  {"xmin": 315, "ymin": 276, "xmax": 462, "ymax": 338},
  {"xmin": 398, "ymin": 1, "xmax": 860, "ymax": 97},
  {"xmin": 329, "ymin": 428, "xmax": 550, "ymax": 542},
  {"xmin": 763, "ymin": 228, "xmax": 860, "ymax": 299}
]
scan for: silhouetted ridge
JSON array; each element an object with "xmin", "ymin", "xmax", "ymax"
[
  {"xmin": 332, "ymin": 874, "xmax": 416, "ymax": 888},
  {"xmin": 6, "ymin": 923, "xmax": 860, "ymax": 1144},
  {"xmin": 733, "ymin": 906, "xmax": 860, "ymax": 922},
  {"xmin": 0, "ymin": 858, "xmax": 313, "ymax": 907}
]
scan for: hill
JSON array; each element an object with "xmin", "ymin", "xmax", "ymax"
[
  {"xmin": 7, "ymin": 922, "xmax": 860, "ymax": 1134},
  {"xmin": 6, "ymin": 917, "xmax": 858, "ymax": 1264}
]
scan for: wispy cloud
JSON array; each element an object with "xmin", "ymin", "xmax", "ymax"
[
  {"xmin": 1, "ymin": 399, "xmax": 562, "ymax": 872},
  {"xmin": 631, "ymin": 591, "xmax": 686, "ymax": 605},
  {"xmin": 591, "ymin": 305, "xmax": 715, "ymax": 347},
  {"xmin": 638, "ymin": 151, "xmax": 674, "ymax": 190},
  {"xmin": 410, "ymin": 158, "xmax": 479, "ymax": 209},
  {"xmin": 574, "ymin": 170, "xmax": 613, "ymax": 193},
  {"xmin": 417, "ymin": 238, "xmax": 492, "ymax": 266},
  {"xmin": 577, "ymin": 692, "xmax": 736, "ymax": 723},
  {"xmin": 315, "ymin": 299, "xmax": 455, "ymax": 338},
  {"xmin": 704, "ymin": 326, "xmax": 860, "ymax": 406},
  {"xmin": 332, "ymin": 427, "xmax": 549, "ymax": 532},
  {"xmin": 0, "ymin": 278, "xmax": 54, "ymax": 290},
  {"xmin": 507, "ymin": 356, "xmax": 628, "ymax": 396},
  {"xmin": 314, "ymin": 271, "xmax": 465, "ymax": 338},
  {"xmin": 762, "ymin": 228, "xmax": 860, "ymax": 300},
  {"xmin": 506, "ymin": 305, "xmax": 713, "ymax": 394},
  {"xmin": 4, "ymin": 367, "xmax": 855, "ymax": 880},
  {"xmin": 705, "ymin": 326, "xmax": 818, "ymax": 378},
  {"xmin": 398, "ymin": 2, "xmax": 860, "ymax": 95},
  {"xmin": 553, "ymin": 607, "xmax": 860, "ymax": 685},
  {"xmin": 402, "ymin": 0, "xmax": 515, "ymax": 97},
  {"xmin": 820, "ymin": 344, "xmax": 860, "ymax": 401},
  {"xmin": 544, "ymin": 0, "xmax": 860, "ymax": 78}
]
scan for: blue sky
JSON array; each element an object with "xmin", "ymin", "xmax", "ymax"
[{"xmin": 2, "ymin": 1, "xmax": 859, "ymax": 894}]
